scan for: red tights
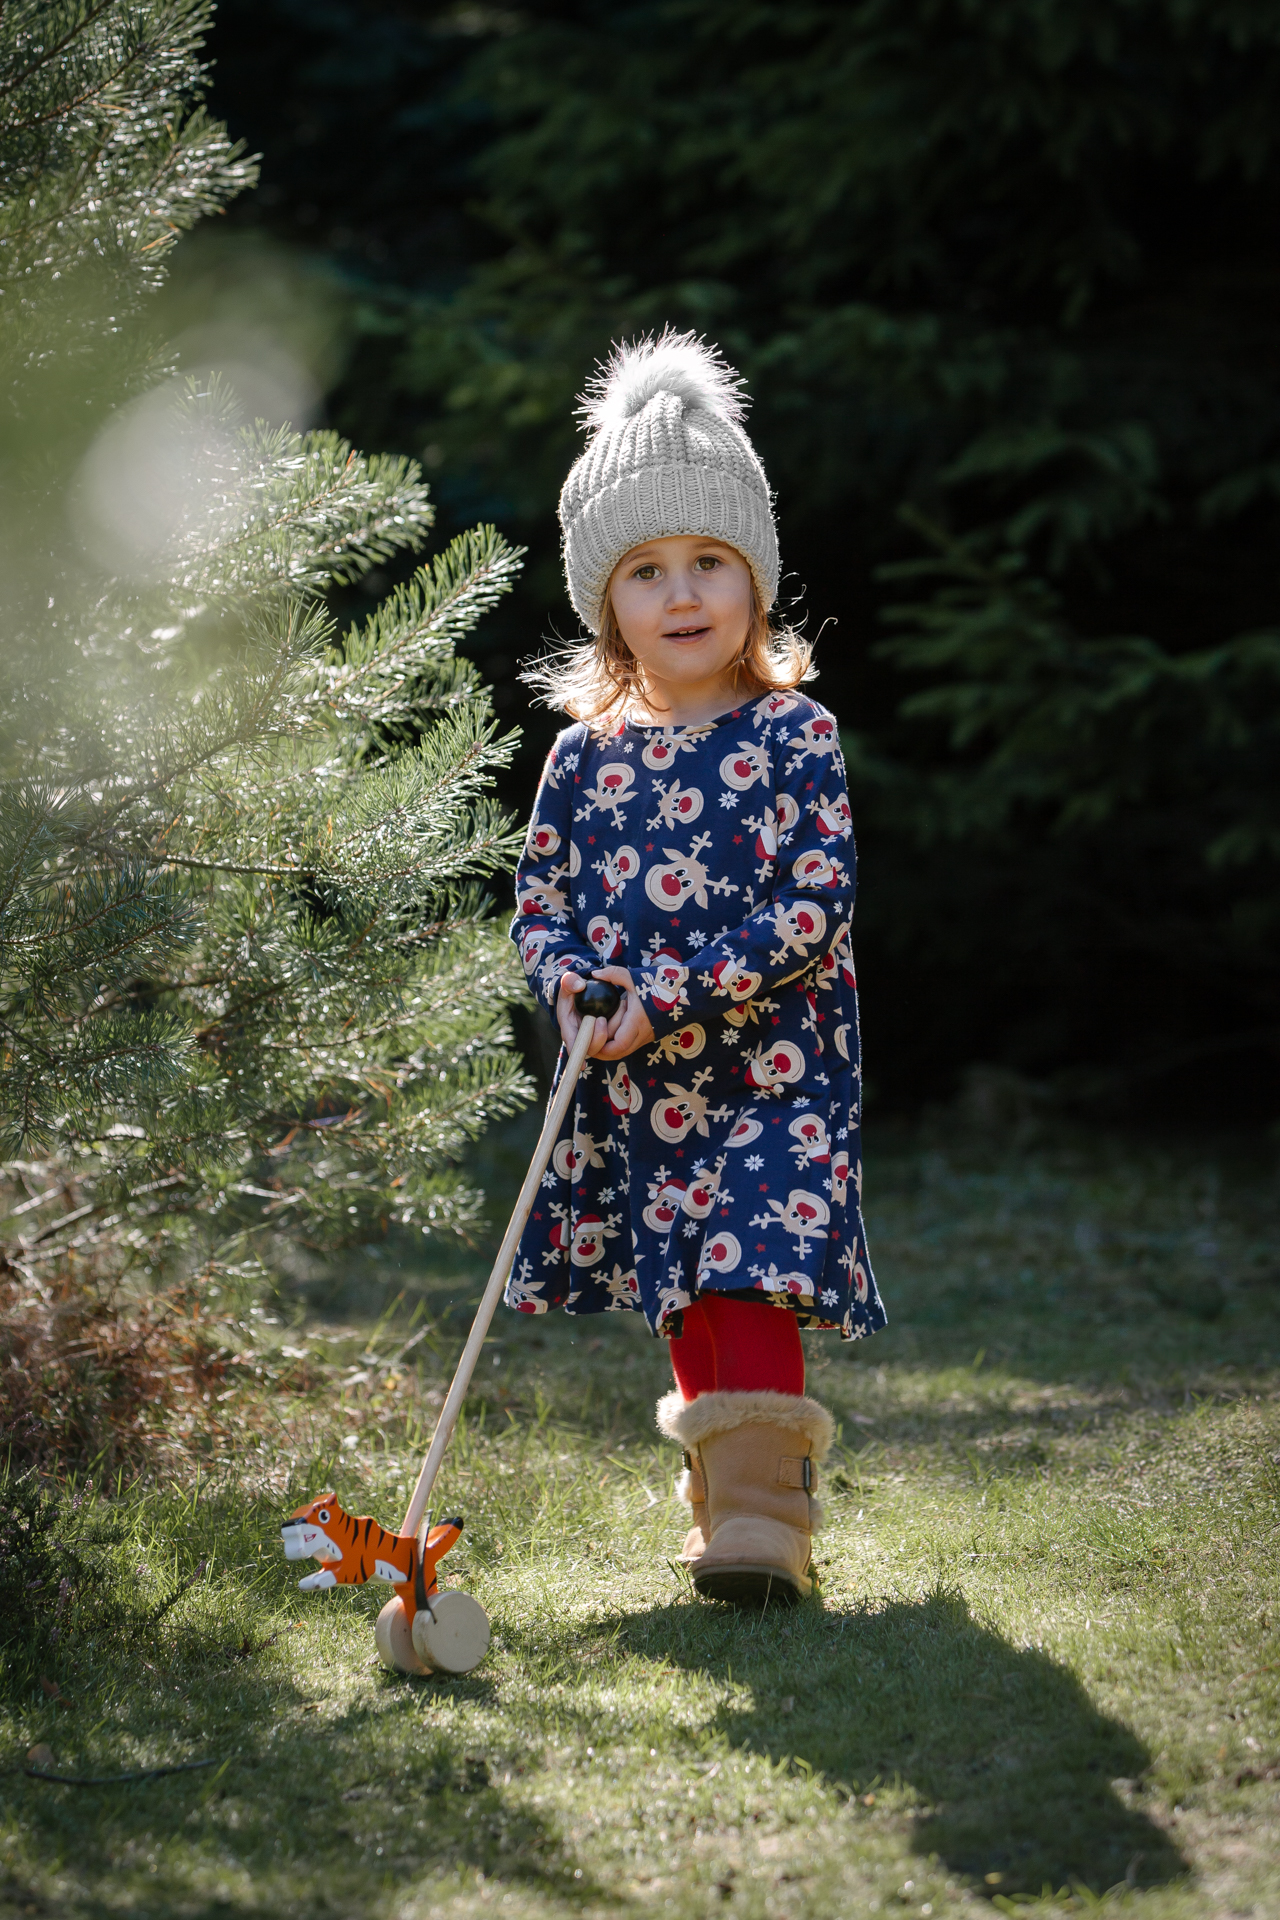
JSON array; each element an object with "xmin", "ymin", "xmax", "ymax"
[{"xmin": 669, "ymin": 1294, "xmax": 804, "ymax": 1400}]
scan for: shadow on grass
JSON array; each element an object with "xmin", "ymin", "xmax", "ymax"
[
  {"xmin": 599, "ymin": 1586, "xmax": 1186, "ymax": 1900},
  {"xmin": 6, "ymin": 1672, "xmax": 610, "ymax": 1920}
]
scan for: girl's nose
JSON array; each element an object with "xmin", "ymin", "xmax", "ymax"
[{"xmin": 665, "ymin": 571, "xmax": 702, "ymax": 609}]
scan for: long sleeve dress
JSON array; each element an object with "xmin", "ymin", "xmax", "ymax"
[{"xmin": 504, "ymin": 690, "xmax": 887, "ymax": 1344}]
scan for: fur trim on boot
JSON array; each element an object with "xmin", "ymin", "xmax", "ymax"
[
  {"xmin": 659, "ymin": 1389, "xmax": 834, "ymax": 1606},
  {"xmin": 657, "ymin": 1391, "xmax": 708, "ymax": 1565}
]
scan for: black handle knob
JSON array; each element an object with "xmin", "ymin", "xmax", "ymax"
[{"xmin": 574, "ymin": 979, "xmax": 622, "ymax": 1021}]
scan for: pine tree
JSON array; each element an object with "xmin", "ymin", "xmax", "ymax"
[
  {"xmin": 0, "ymin": 1, "xmax": 532, "ymax": 1299},
  {"xmin": 216, "ymin": 0, "xmax": 1280, "ymax": 1109}
]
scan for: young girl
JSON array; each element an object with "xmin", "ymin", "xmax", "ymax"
[{"xmin": 506, "ymin": 331, "xmax": 886, "ymax": 1604}]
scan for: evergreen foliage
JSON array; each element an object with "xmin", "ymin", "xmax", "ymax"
[
  {"xmin": 0, "ymin": 1, "xmax": 532, "ymax": 1301},
  {"xmin": 210, "ymin": 0, "xmax": 1280, "ymax": 1113}
]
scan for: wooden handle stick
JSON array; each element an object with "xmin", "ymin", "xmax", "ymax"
[{"xmin": 401, "ymin": 1002, "xmax": 609, "ymax": 1538}]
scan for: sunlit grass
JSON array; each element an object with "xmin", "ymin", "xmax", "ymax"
[{"xmin": 2, "ymin": 1125, "xmax": 1278, "ymax": 1918}]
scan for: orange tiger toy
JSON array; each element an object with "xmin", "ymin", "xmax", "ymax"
[{"xmin": 280, "ymin": 1494, "xmax": 462, "ymax": 1597}]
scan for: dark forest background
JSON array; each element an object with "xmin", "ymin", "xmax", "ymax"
[{"xmin": 204, "ymin": 0, "xmax": 1280, "ymax": 1122}]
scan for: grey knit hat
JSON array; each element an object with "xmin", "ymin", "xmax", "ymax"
[{"xmin": 559, "ymin": 330, "xmax": 779, "ymax": 634}]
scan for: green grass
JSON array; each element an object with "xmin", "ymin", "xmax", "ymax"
[{"xmin": 3, "ymin": 1124, "xmax": 1279, "ymax": 1919}]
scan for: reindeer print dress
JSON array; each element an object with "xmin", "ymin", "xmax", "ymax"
[{"xmin": 506, "ymin": 692, "xmax": 886, "ymax": 1343}]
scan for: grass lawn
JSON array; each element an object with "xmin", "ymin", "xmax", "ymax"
[{"xmin": 3, "ymin": 1122, "xmax": 1279, "ymax": 1919}]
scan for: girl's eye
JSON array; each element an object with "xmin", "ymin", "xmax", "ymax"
[
  {"xmin": 694, "ymin": 556, "xmax": 721, "ymax": 571},
  {"xmin": 633, "ymin": 563, "xmax": 659, "ymax": 579}
]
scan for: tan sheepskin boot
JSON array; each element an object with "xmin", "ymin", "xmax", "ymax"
[
  {"xmin": 657, "ymin": 1392, "xmax": 710, "ymax": 1566},
  {"xmin": 657, "ymin": 1389, "xmax": 834, "ymax": 1604}
]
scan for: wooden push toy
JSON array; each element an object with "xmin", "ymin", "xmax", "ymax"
[{"xmin": 281, "ymin": 980, "xmax": 622, "ymax": 1675}]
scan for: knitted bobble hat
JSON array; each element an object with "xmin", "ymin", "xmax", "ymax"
[{"xmin": 558, "ymin": 329, "xmax": 779, "ymax": 634}]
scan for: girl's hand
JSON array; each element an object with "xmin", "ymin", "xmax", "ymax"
[{"xmin": 556, "ymin": 967, "xmax": 655, "ymax": 1061}]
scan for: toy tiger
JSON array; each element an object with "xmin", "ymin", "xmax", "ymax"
[{"xmin": 281, "ymin": 1494, "xmax": 462, "ymax": 1598}]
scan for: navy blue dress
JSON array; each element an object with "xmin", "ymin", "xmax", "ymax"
[{"xmin": 505, "ymin": 691, "xmax": 886, "ymax": 1343}]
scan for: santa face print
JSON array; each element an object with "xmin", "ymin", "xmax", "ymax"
[
  {"xmin": 791, "ymin": 848, "xmax": 839, "ymax": 890},
  {"xmin": 605, "ymin": 1062, "xmax": 644, "ymax": 1116},
  {"xmin": 586, "ymin": 914, "xmax": 625, "ymax": 961},
  {"xmin": 815, "ymin": 791, "xmax": 853, "ymax": 840},
  {"xmin": 648, "ymin": 954, "xmax": 690, "ymax": 1015},
  {"xmin": 598, "ymin": 845, "xmax": 641, "ymax": 897},
  {"xmin": 788, "ymin": 1112, "xmax": 830, "ymax": 1166}
]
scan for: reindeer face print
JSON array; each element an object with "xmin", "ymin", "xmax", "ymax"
[
  {"xmin": 775, "ymin": 791, "xmax": 800, "ymax": 836},
  {"xmin": 831, "ymin": 1149, "xmax": 850, "ymax": 1205},
  {"xmin": 650, "ymin": 1068, "xmax": 716, "ymax": 1143},
  {"xmin": 641, "ymin": 729, "xmax": 701, "ymax": 771},
  {"xmin": 711, "ymin": 957, "xmax": 762, "ymax": 1003},
  {"xmin": 755, "ymin": 691, "xmax": 797, "ymax": 723},
  {"xmin": 719, "ymin": 742, "xmax": 769, "ymax": 792},
  {"xmin": 526, "ymin": 820, "xmax": 560, "ymax": 859},
  {"xmin": 833, "ymin": 1022, "xmax": 851, "ymax": 1060},
  {"xmin": 756, "ymin": 1188, "xmax": 830, "ymax": 1257},
  {"xmin": 605, "ymin": 1062, "xmax": 643, "ymax": 1116},
  {"xmin": 746, "ymin": 1039, "xmax": 806, "ymax": 1090},
  {"xmin": 570, "ymin": 1214, "xmax": 616, "ymax": 1267},
  {"xmin": 517, "ymin": 879, "xmax": 568, "ymax": 921},
  {"xmin": 771, "ymin": 899, "xmax": 828, "ymax": 961},
  {"xmin": 816, "ymin": 791, "xmax": 852, "ymax": 840},
  {"xmin": 552, "ymin": 1130, "xmax": 606, "ymax": 1181},
  {"xmin": 788, "ymin": 1113, "xmax": 830, "ymax": 1166},
  {"xmin": 698, "ymin": 1230, "xmax": 742, "ymax": 1277},
  {"xmin": 577, "ymin": 762, "xmax": 636, "ymax": 828},
  {"xmin": 682, "ymin": 1173, "xmax": 720, "ymax": 1219},
  {"xmin": 647, "ymin": 778, "xmax": 704, "ymax": 832},
  {"xmin": 644, "ymin": 831, "xmax": 740, "ymax": 914},
  {"xmin": 726, "ymin": 1114, "xmax": 764, "ymax": 1150},
  {"xmin": 597, "ymin": 845, "xmax": 641, "ymax": 897},
  {"xmin": 603, "ymin": 1264, "xmax": 640, "ymax": 1304},
  {"xmin": 587, "ymin": 914, "xmax": 624, "ymax": 961},
  {"xmin": 642, "ymin": 1177, "xmax": 687, "ymax": 1234},
  {"xmin": 648, "ymin": 1022, "xmax": 706, "ymax": 1065},
  {"xmin": 792, "ymin": 849, "xmax": 838, "ymax": 890},
  {"xmin": 753, "ymin": 1263, "xmax": 813, "ymax": 1299}
]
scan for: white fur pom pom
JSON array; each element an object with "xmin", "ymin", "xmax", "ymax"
[{"xmin": 578, "ymin": 327, "xmax": 747, "ymax": 433}]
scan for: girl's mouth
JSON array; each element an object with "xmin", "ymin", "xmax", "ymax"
[{"xmin": 663, "ymin": 625, "xmax": 711, "ymax": 641}]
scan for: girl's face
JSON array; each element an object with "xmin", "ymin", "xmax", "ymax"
[{"xmin": 608, "ymin": 535, "xmax": 753, "ymax": 718}]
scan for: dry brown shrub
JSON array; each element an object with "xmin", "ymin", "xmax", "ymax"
[{"xmin": 0, "ymin": 1253, "xmax": 296, "ymax": 1475}]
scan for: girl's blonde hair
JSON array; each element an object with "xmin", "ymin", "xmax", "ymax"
[{"xmin": 521, "ymin": 581, "xmax": 814, "ymax": 729}]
